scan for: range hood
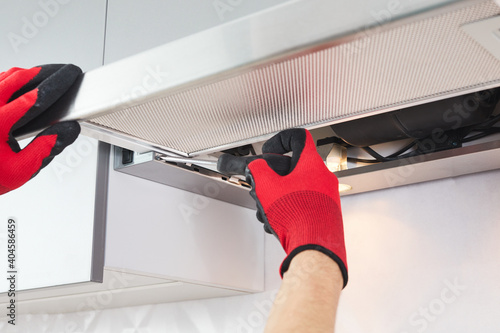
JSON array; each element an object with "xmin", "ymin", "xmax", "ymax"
[
  {"xmin": 22, "ymin": 0, "xmax": 500, "ymax": 202},
  {"xmin": 27, "ymin": 0, "xmax": 499, "ymax": 155}
]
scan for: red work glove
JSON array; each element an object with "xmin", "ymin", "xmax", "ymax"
[
  {"xmin": 0, "ymin": 64, "xmax": 81, "ymax": 195},
  {"xmin": 246, "ymin": 129, "xmax": 348, "ymax": 287}
]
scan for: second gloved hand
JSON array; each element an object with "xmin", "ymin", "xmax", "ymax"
[
  {"xmin": 0, "ymin": 64, "xmax": 81, "ymax": 195},
  {"xmin": 246, "ymin": 128, "xmax": 348, "ymax": 287}
]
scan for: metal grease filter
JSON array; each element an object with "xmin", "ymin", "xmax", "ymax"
[{"xmin": 89, "ymin": 1, "xmax": 500, "ymax": 155}]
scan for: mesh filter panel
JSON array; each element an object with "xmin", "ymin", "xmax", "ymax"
[{"xmin": 90, "ymin": 1, "xmax": 500, "ymax": 155}]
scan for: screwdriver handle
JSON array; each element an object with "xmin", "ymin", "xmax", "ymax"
[{"xmin": 217, "ymin": 153, "xmax": 291, "ymax": 176}]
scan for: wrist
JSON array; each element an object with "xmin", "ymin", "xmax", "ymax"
[
  {"xmin": 281, "ymin": 245, "xmax": 348, "ymax": 288},
  {"xmin": 285, "ymin": 250, "xmax": 344, "ymax": 290}
]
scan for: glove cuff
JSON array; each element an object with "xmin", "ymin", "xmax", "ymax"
[{"xmin": 280, "ymin": 244, "xmax": 348, "ymax": 288}]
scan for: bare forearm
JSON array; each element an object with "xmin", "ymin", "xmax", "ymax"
[{"xmin": 265, "ymin": 250, "xmax": 344, "ymax": 333}]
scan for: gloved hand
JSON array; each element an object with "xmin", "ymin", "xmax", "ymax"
[
  {"xmin": 246, "ymin": 129, "xmax": 348, "ymax": 287},
  {"xmin": 0, "ymin": 64, "xmax": 81, "ymax": 195}
]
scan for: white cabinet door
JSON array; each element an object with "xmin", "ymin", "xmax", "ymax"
[
  {"xmin": 0, "ymin": 0, "xmax": 107, "ymax": 71},
  {"xmin": 0, "ymin": 138, "xmax": 108, "ymax": 292}
]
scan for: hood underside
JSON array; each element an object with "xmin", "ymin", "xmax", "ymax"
[{"xmin": 26, "ymin": 0, "xmax": 500, "ymax": 157}]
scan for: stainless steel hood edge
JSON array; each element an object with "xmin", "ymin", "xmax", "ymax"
[
  {"xmin": 86, "ymin": 0, "xmax": 500, "ymax": 156},
  {"xmin": 30, "ymin": 0, "xmax": 498, "ymax": 157}
]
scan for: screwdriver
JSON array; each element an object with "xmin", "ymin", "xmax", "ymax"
[{"xmin": 158, "ymin": 153, "xmax": 291, "ymax": 176}]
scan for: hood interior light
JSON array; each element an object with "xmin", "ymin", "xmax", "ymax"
[
  {"xmin": 339, "ymin": 184, "xmax": 353, "ymax": 193},
  {"xmin": 324, "ymin": 144, "xmax": 352, "ymax": 193},
  {"xmin": 326, "ymin": 143, "xmax": 348, "ymax": 172}
]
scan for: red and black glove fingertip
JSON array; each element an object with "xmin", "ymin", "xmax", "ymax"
[{"xmin": 35, "ymin": 121, "xmax": 81, "ymax": 171}]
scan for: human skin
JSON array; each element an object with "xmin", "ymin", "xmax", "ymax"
[{"xmin": 265, "ymin": 250, "xmax": 344, "ymax": 332}]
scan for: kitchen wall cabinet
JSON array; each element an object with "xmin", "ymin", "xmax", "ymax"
[
  {"xmin": 0, "ymin": 138, "xmax": 108, "ymax": 311},
  {"xmin": 0, "ymin": 0, "xmax": 108, "ymax": 299},
  {"xmin": 0, "ymin": 0, "xmax": 107, "ymax": 71}
]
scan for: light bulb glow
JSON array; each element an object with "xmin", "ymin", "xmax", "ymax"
[
  {"xmin": 326, "ymin": 144, "xmax": 347, "ymax": 172},
  {"xmin": 339, "ymin": 184, "xmax": 352, "ymax": 193}
]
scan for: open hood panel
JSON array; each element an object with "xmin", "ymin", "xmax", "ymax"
[
  {"xmin": 25, "ymin": 0, "xmax": 500, "ymax": 157},
  {"xmin": 18, "ymin": 0, "xmax": 500, "ymax": 202}
]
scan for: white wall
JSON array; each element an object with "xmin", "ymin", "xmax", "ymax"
[
  {"xmin": 337, "ymin": 169, "xmax": 500, "ymax": 333},
  {"xmin": 5, "ymin": 169, "xmax": 500, "ymax": 332}
]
